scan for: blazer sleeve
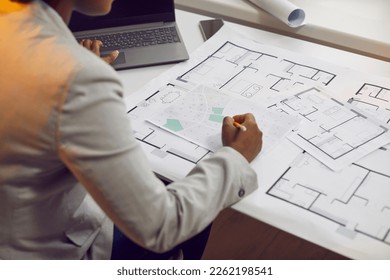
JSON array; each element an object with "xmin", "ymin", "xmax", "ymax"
[{"xmin": 57, "ymin": 61, "xmax": 258, "ymax": 253}]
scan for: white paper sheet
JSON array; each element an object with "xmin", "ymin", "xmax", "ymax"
[
  {"xmin": 266, "ymin": 151, "xmax": 390, "ymax": 249},
  {"xmin": 248, "ymin": 0, "xmax": 305, "ymax": 27},
  {"xmin": 122, "ymin": 26, "xmax": 390, "ymax": 258},
  {"xmin": 147, "ymin": 85, "xmax": 299, "ymax": 154},
  {"xmin": 267, "ymin": 87, "xmax": 390, "ymax": 171}
]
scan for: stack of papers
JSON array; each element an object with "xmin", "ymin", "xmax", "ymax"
[{"xmin": 123, "ymin": 25, "xmax": 390, "ymax": 259}]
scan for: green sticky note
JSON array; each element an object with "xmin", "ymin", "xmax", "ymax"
[
  {"xmin": 209, "ymin": 114, "xmax": 224, "ymax": 123},
  {"xmin": 212, "ymin": 107, "xmax": 224, "ymax": 115},
  {"xmin": 163, "ymin": 119, "xmax": 183, "ymax": 132}
]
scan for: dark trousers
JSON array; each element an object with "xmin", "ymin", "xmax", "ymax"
[
  {"xmin": 111, "ymin": 223, "xmax": 212, "ymax": 260},
  {"xmin": 111, "ymin": 179, "xmax": 212, "ymax": 260}
]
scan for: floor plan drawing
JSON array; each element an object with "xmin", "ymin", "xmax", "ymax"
[
  {"xmin": 147, "ymin": 85, "xmax": 299, "ymax": 153},
  {"xmin": 122, "ymin": 29, "xmax": 390, "ymax": 258},
  {"xmin": 267, "ymin": 87, "xmax": 390, "ymax": 170},
  {"xmin": 279, "ymin": 59, "xmax": 336, "ymax": 86},
  {"xmin": 147, "ymin": 85, "xmax": 231, "ymax": 152},
  {"xmin": 267, "ymin": 152, "xmax": 390, "ymax": 246},
  {"xmin": 348, "ymin": 83, "xmax": 390, "ymax": 124},
  {"xmin": 125, "ymin": 39, "xmax": 343, "ymax": 176},
  {"xmin": 176, "ymin": 42, "xmax": 337, "ymax": 102},
  {"xmin": 355, "ymin": 83, "xmax": 390, "ymax": 104},
  {"xmin": 127, "ymin": 84, "xmax": 212, "ymax": 168}
]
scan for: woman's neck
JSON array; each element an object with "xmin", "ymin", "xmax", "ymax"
[{"xmin": 45, "ymin": 0, "xmax": 74, "ymax": 24}]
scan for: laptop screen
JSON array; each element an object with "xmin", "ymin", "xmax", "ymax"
[{"xmin": 69, "ymin": 0, "xmax": 175, "ymax": 32}]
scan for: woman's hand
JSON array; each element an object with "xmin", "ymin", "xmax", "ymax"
[
  {"xmin": 80, "ymin": 39, "xmax": 119, "ymax": 64},
  {"xmin": 222, "ymin": 113, "xmax": 263, "ymax": 163}
]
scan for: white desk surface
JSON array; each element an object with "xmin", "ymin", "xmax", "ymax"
[
  {"xmin": 174, "ymin": 0, "xmax": 390, "ymax": 62},
  {"xmin": 118, "ymin": 9, "xmax": 390, "ymax": 259}
]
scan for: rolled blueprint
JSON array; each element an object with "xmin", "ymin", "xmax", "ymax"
[{"xmin": 248, "ymin": 0, "xmax": 305, "ymax": 28}]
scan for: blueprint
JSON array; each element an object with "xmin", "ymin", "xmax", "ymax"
[
  {"xmin": 348, "ymin": 83, "xmax": 390, "ymax": 124},
  {"xmin": 268, "ymin": 151, "xmax": 390, "ymax": 246},
  {"xmin": 267, "ymin": 87, "xmax": 390, "ymax": 170},
  {"xmin": 175, "ymin": 41, "xmax": 337, "ymax": 102},
  {"xmin": 147, "ymin": 85, "xmax": 299, "ymax": 154},
  {"xmin": 122, "ymin": 26, "xmax": 390, "ymax": 258}
]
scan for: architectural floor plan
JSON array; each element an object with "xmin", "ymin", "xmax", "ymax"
[
  {"xmin": 267, "ymin": 87, "xmax": 390, "ymax": 170},
  {"xmin": 348, "ymin": 83, "xmax": 390, "ymax": 124},
  {"xmin": 147, "ymin": 85, "xmax": 299, "ymax": 153},
  {"xmin": 176, "ymin": 41, "xmax": 337, "ymax": 102},
  {"xmin": 268, "ymin": 151, "xmax": 390, "ymax": 246},
  {"xmin": 123, "ymin": 27, "xmax": 390, "ymax": 258}
]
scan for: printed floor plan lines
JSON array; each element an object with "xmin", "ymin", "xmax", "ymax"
[
  {"xmin": 268, "ymin": 87, "xmax": 390, "ymax": 170},
  {"xmin": 267, "ymin": 152, "xmax": 390, "ymax": 246},
  {"xmin": 122, "ymin": 30, "xmax": 390, "ymax": 257},
  {"xmin": 127, "ymin": 84, "xmax": 212, "ymax": 166},
  {"xmin": 147, "ymin": 85, "xmax": 299, "ymax": 154},
  {"xmin": 279, "ymin": 59, "xmax": 336, "ymax": 86},
  {"xmin": 356, "ymin": 83, "xmax": 390, "ymax": 103},
  {"xmin": 348, "ymin": 83, "xmax": 390, "ymax": 124},
  {"xmin": 175, "ymin": 42, "xmax": 338, "ymax": 101},
  {"xmin": 177, "ymin": 42, "xmax": 278, "ymax": 91}
]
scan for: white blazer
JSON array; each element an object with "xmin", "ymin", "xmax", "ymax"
[{"xmin": 0, "ymin": 1, "xmax": 258, "ymax": 259}]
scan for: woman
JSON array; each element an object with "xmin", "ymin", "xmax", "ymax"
[{"xmin": 0, "ymin": 0, "xmax": 263, "ymax": 259}]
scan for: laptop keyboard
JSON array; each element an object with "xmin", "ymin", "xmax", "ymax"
[{"xmin": 81, "ymin": 27, "xmax": 181, "ymax": 51}]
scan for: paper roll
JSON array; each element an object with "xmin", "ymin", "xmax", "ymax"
[{"xmin": 249, "ymin": 0, "xmax": 306, "ymax": 28}]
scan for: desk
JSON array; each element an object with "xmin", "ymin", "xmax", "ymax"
[
  {"xmin": 118, "ymin": 9, "xmax": 390, "ymax": 259},
  {"xmin": 175, "ymin": 0, "xmax": 390, "ymax": 62}
]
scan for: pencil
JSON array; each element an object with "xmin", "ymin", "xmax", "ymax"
[{"xmin": 233, "ymin": 121, "xmax": 247, "ymax": 132}]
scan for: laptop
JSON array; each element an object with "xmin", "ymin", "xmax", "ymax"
[{"xmin": 69, "ymin": 0, "xmax": 189, "ymax": 70}]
